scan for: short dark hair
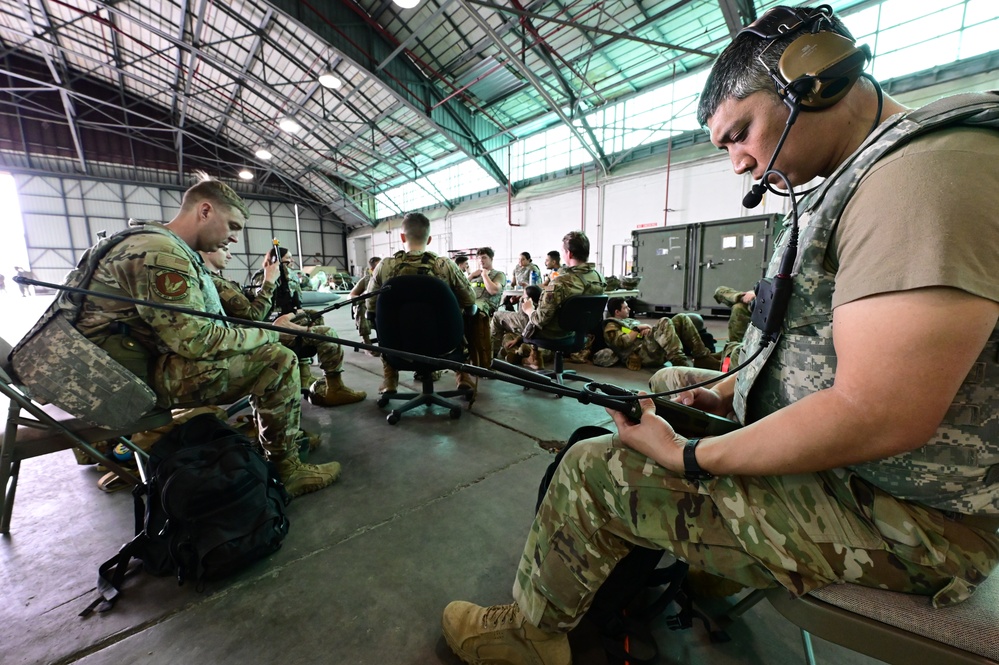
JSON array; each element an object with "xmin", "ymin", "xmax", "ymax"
[
  {"xmin": 266, "ymin": 246, "xmax": 290, "ymax": 262},
  {"xmin": 524, "ymin": 285, "xmax": 542, "ymax": 307},
  {"xmin": 520, "ymin": 251, "xmax": 531, "ymax": 261},
  {"xmin": 402, "ymin": 212, "xmax": 431, "ymax": 242},
  {"xmin": 547, "ymin": 250, "xmax": 560, "ymax": 262},
  {"xmin": 368, "ymin": 256, "xmax": 381, "ymax": 268},
  {"xmin": 606, "ymin": 297, "xmax": 626, "ymax": 316},
  {"xmin": 477, "ymin": 247, "xmax": 494, "ymax": 259},
  {"xmin": 697, "ymin": 5, "xmax": 854, "ymax": 126},
  {"xmin": 562, "ymin": 231, "xmax": 589, "ymax": 262},
  {"xmin": 454, "ymin": 254, "xmax": 469, "ymax": 266}
]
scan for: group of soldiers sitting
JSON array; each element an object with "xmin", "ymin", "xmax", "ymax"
[{"xmin": 15, "ymin": 173, "xmax": 752, "ymax": 505}]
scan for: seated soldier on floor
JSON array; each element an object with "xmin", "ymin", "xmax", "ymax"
[
  {"xmin": 520, "ymin": 231, "xmax": 604, "ymax": 343},
  {"xmin": 200, "ymin": 245, "xmax": 366, "ymax": 406},
  {"xmin": 594, "ymin": 298, "xmax": 716, "ymax": 370},
  {"xmin": 490, "ymin": 285, "xmax": 542, "ymax": 363},
  {"xmin": 365, "ymin": 212, "xmax": 476, "ymax": 393},
  {"xmin": 713, "ymin": 284, "xmax": 754, "ymax": 355}
]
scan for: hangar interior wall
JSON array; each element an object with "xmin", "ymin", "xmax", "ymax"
[{"xmin": 12, "ymin": 175, "xmax": 347, "ymax": 287}]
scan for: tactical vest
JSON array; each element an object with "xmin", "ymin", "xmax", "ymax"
[
  {"xmin": 733, "ymin": 91, "xmax": 999, "ymax": 514},
  {"xmin": 10, "ymin": 223, "xmax": 214, "ymax": 428},
  {"xmin": 385, "ymin": 250, "xmax": 441, "ymax": 278}
]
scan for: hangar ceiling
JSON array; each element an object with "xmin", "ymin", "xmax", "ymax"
[{"xmin": 0, "ymin": 0, "xmax": 872, "ymax": 228}]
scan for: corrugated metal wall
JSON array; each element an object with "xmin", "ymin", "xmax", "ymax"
[{"xmin": 13, "ymin": 174, "xmax": 347, "ymax": 288}]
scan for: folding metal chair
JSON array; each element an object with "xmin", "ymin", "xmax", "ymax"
[{"xmin": 0, "ymin": 336, "xmax": 170, "ymax": 534}]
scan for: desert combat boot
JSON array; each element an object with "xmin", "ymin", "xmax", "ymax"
[
  {"xmin": 308, "ymin": 372, "xmax": 366, "ymax": 406},
  {"xmin": 442, "ymin": 601, "xmax": 571, "ymax": 665},
  {"xmin": 277, "ymin": 455, "xmax": 342, "ymax": 498},
  {"xmin": 379, "ymin": 363, "xmax": 399, "ymax": 393}
]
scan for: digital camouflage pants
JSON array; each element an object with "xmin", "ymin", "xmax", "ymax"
[
  {"xmin": 151, "ymin": 342, "xmax": 301, "ymax": 460},
  {"xmin": 513, "ymin": 434, "xmax": 999, "ymax": 631}
]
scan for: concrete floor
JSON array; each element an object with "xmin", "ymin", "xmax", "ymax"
[{"xmin": 0, "ymin": 297, "xmax": 883, "ymax": 665}]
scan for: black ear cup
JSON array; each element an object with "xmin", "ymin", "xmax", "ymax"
[{"xmin": 778, "ymin": 31, "xmax": 870, "ymax": 109}]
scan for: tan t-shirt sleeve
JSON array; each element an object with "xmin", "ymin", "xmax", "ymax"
[{"xmin": 830, "ymin": 126, "xmax": 999, "ymax": 309}]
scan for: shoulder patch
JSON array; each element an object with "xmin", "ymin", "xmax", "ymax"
[
  {"xmin": 152, "ymin": 270, "xmax": 190, "ymax": 301},
  {"xmin": 149, "ymin": 252, "xmax": 194, "ymax": 275}
]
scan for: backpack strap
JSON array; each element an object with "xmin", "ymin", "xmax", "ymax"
[{"xmin": 79, "ymin": 534, "xmax": 147, "ymax": 617}]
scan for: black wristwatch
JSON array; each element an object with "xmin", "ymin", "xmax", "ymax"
[{"xmin": 683, "ymin": 438, "xmax": 714, "ymax": 482}]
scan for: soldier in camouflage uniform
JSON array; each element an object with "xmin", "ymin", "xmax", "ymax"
[
  {"xmin": 490, "ymin": 285, "xmax": 541, "ymax": 358},
  {"xmin": 365, "ymin": 212, "xmax": 475, "ymax": 393},
  {"xmin": 349, "ymin": 256, "xmax": 381, "ymax": 348},
  {"xmin": 463, "ymin": 247, "xmax": 507, "ymax": 382},
  {"xmin": 601, "ymin": 298, "xmax": 715, "ymax": 370},
  {"xmin": 69, "ymin": 176, "xmax": 342, "ymax": 499},
  {"xmin": 520, "ymin": 231, "xmax": 605, "ymax": 342},
  {"xmin": 714, "ymin": 285, "xmax": 754, "ymax": 350},
  {"xmin": 200, "ymin": 246, "xmax": 366, "ymax": 407},
  {"xmin": 443, "ymin": 7, "xmax": 999, "ymax": 663}
]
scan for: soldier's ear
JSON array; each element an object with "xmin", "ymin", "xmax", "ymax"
[
  {"xmin": 400, "ymin": 232, "xmax": 407, "ymax": 244},
  {"xmin": 427, "ymin": 235, "xmax": 432, "ymax": 245}
]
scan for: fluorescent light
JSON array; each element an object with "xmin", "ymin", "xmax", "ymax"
[
  {"xmin": 238, "ymin": 169, "xmax": 253, "ymax": 180},
  {"xmin": 255, "ymin": 147, "xmax": 273, "ymax": 160},
  {"xmin": 392, "ymin": 0, "xmax": 420, "ymax": 8},
  {"xmin": 318, "ymin": 71, "xmax": 341, "ymax": 89},
  {"xmin": 278, "ymin": 117, "xmax": 301, "ymax": 133}
]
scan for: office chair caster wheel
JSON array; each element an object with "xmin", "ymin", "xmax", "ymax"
[
  {"xmin": 386, "ymin": 412, "xmax": 401, "ymax": 425},
  {"xmin": 377, "ymin": 396, "xmax": 390, "ymax": 408},
  {"xmin": 449, "ymin": 408, "xmax": 461, "ymax": 419}
]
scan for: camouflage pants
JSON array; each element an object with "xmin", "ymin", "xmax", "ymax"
[
  {"xmin": 354, "ymin": 302, "xmax": 372, "ymax": 338},
  {"xmin": 627, "ymin": 317, "xmax": 692, "ymax": 367},
  {"xmin": 491, "ymin": 310, "xmax": 529, "ymax": 355},
  {"xmin": 151, "ymin": 343, "xmax": 301, "ymax": 459},
  {"xmin": 713, "ymin": 286, "xmax": 752, "ymax": 345},
  {"xmin": 309, "ymin": 324, "xmax": 345, "ymax": 374},
  {"xmin": 513, "ymin": 434, "xmax": 999, "ymax": 631},
  {"xmin": 649, "ymin": 366, "xmax": 727, "ymax": 394},
  {"xmin": 672, "ymin": 313, "xmax": 719, "ymax": 369}
]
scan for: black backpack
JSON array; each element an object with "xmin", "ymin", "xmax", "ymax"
[
  {"xmin": 537, "ymin": 426, "xmax": 729, "ymax": 664},
  {"xmin": 81, "ymin": 414, "xmax": 290, "ymax": 616}
]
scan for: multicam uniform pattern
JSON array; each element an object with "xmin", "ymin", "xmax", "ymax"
[
  {"xmin": 603, "ymin": 314, "xmax": 714, "ymax": 368},
  {"xmin": 522, "ymin": 264, "xmax": 605, "ymax": 340},
  {"xmin": 353, "ymin": 273, "xmax": 373, "ymax": 338},
  {"xmin": 512, "ymin": 93, "xmax": 999, "ymax": 631},
  {"xmin": 73, "ymin": 223, "xmax": 302, "ymax": 460},
  {"xmin": 470, "ymin": 268, "xmax": 506, "ymax": 317},
  {"xmin": 211, "ymin": 274, "xmax": 347, "ymax": 375},
  {"xmin": 367, "ymin": 250, "xmax": 474, "ymax": 311},
  {"xmin": 366, "ymin": 249, "xmax": 479, "ymax": 368}
]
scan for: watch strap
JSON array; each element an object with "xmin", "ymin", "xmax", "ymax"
[{"xmin": 683, "ymin": 437, "xmax": 713, "ymax": 481}]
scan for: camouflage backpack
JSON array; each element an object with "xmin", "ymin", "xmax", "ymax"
[{"xmin": 10, "ymin": 223, "xmax": 167, "ymax": 428}]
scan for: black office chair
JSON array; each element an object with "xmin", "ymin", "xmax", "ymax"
[
  {"xmin": 374, "ymin": 274, "xmax": 473, "ymax": 425},
  {"xmin": 524, "ymin": 294, "xmax": 608, "ymax": 386}
]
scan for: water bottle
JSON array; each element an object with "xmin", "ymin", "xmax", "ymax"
[{"xmin": 529, "ymin": 270, "xmax": 539, "ymax": 286}]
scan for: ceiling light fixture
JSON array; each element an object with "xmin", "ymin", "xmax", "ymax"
[
  {"xmin": 238, "ymin": 169, "xmax": 253, "ymax": 180},
  {"xmin": 392, "ymin": 0, "xmax": 420, "ymax": 8},
  {"xmin": 318, "ymin": 71, "xmax": 342, "ymax": 89},
  {"xmin": 278, "ymin": 117, "xmax": 301, "ymax": 134},
  {"xmin": 255, "ymin": 147, "xmax": 273, "ymax": 160}
]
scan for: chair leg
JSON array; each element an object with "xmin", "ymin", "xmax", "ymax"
[{"xmin": 0, "ymin": 459, "xmax": 18, "ymax": 535}]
